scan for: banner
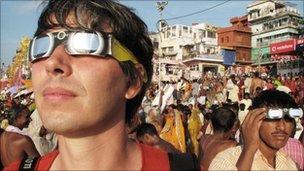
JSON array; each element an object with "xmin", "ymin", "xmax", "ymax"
[
  {"xmin": 222, "ymin": 49, "xmax": 236, "ymax": 66},
  {"xmin": 270, "ymin": 39, "xmax": 295, "ymax": 54}
]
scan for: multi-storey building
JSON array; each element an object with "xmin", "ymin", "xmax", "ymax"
[
  {"xmin": 247, "ymin": 0, "xmax": 302, "ymax": 74},
  {"xmin": 217, "ymin": 15, "xmax": 252, "ymax": 65},
  {"xmin": 157, "ymin": 23, "xmax": 225, "ymax": 79},
  {"xmin": 159, "ymin": 23, "xmax": 218, "ymax": 60}
]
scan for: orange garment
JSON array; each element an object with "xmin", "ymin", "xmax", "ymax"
[
  {"xmin": 160, "ymin": 110, "xmax": 186, "ymax": 153},
  {"xmin": 188, "ymin": 108, "xmax": 202, "ymax": 156}
]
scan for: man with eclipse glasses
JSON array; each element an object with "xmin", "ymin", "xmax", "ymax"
[
  {"xmin": 5, "ymin": 0, "xmax": 200, "ymax": 170},
  {"xmin": 210, "ymin": 90, "xmax": 302, "ymax": 170}
]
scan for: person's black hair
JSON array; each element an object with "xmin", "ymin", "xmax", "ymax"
[
  {"xmin": 135, "ymin": 123, "xmax": 158, "ymax": 139},
  {"xmin": 239, "ymin": 103, "xmax": 245, "ymax": 111},
  {"xmin": 35, "ymin": 0, "xmax": 153, "ymax": 124},
  {"xmin": 226, "ymin": 99, "xmax": 232, "ymax": 104},
  {"xmin": 244, "ymin": 93, "xmax": 250, "ymax": 98},
  {"xmin": 177, "ymin": 105, "xmax": 191, "ymax": 116},
  {"xmin": 211, "ymin": 107, "xmax": 237, "ymax": 133},
  {"xmin": 254, "ymin": 71, "xmax": 260, "ymax": 78},
  {"xmin": 251, "ymin": 90, "xmax": 298, "ymax": 109},
  {"xmin": 8, "ymin": 104, "xmax": 29, "ymax": 125},
  {"xmin": 222, "ymin": 103, "xmax": 238, "ymax": 116}
]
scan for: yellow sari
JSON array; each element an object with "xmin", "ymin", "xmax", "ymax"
[
  {"xmin": 188, "ymin": 108, "xmax": 202, "ymax": 156},
  {"xmin": 160, "ymin": 110, "xmax": 186, "ymax": 153}
]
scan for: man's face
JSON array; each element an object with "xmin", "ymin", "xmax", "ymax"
[
  {"xmin": 259, "ymin": 117, "xmax": 294, "ymax": 150},
  {"xmin": 16, "ymin": 109, "xmax": 31, "ymax": 129},
  {"xmin": 32, "ymin": 28, "xmax": 131, "ymax": 136}
]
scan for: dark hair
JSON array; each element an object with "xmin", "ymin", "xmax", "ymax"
[
  {"xmin": 239, "ymin": 103, "xmax": 245, "ymax": 111},
  {"xmin": 222, "ymin": 103, "xmax": 239, "ymax": 116},
  {"xmin": 211, "ymin": 107, "xmax": 237, "ymax": 133},
  {"xmin": 35, "ymin": 0, "xmax": 153, "ymax": 124},
  {"xmin": 135, "ymin": 123, "xmax": 158, "ymax": 139},
  {"xmin": 251, "ymin": 90, "xmax": 298, "ymax": 109},
  {"xmin": 8, "ymin": 104, "xmax": 29, "ymax": 125},
  {"xmin": 177, "ymin": 105, "xmax": 191, "ymax": 116},
  {"xmin": 254, "ymin": 71, "xmax": 259, "ymax": 78}
]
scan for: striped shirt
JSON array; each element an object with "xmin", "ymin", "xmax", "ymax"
[
  {"xmin": 209, "ymin": 146, "xmax": 298, "ymax": 170},
  {"xmin": 282, "ymin": 138, "xmax": 304, "ymax": 170}
]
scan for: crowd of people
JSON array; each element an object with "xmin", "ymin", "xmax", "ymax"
[
  {"xmin": 0, "ymin": 0, "xmax": 303, "ymax": 170},
  {"xmin": 1, "ymin": 70, "xmax": 303, "ymax": 170},
  {"xmin": 133, "ymin": 71, "xmax": 304, "ymax": 170}
]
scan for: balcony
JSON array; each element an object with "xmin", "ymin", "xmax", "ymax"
[
  {"xmin": 163, "ymin": 51, "xmax": 178, "ymax": 56},
  {"xmin": 275, "ymin": 7, "xmax": 301, "ymax": 17}
]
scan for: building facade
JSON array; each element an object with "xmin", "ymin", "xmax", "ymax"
[
  {"xmin": 217, "ymin": 15, "xmax": 252, "ymax": 65},
  {"xmin": 247, "ymin": 0, "xmax": 302, "ymax": 74}
]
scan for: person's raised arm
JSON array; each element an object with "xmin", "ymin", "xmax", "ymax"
[{"xmin": 236, "ymin": 108, "xmax": 266, "ymax": 170}]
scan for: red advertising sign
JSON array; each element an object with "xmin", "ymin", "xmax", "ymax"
[
  {"xmin": 270, "ymin": 39, "xmax": 295, "ymax": 54},
  {"xmin": 297, "ymin": 38, "xmax": 304, "ymax": 45}
]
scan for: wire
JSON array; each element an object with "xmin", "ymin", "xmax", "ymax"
[{"xmin": 165, "ymin": 0, "xmax": 231, "ymax": 21}]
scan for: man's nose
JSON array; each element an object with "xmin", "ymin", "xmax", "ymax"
[
  {"xmin": 45, "ymin": 45, "xmax": 72, "ymax": 77},
  {"xmin": 276, "ymin": 118, "xmax": 286, "ymax": 130}
]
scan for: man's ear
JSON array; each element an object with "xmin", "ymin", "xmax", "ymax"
[{"xmin": 125, "ymin": 64, "xmax": 146, "ymax": 99}]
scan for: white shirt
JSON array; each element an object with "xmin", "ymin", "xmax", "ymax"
[
  {"xmin": 244, "ymin": 78, "xmax": 252, "ymax": 93},
  {"xmin": 5, "ymin": 125, "xmax": 27, "ymax": 136}
]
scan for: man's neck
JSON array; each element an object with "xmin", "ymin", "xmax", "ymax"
[
  {"xmin": 259, "ymin": 142, "xmax": 278, "ymax": 168},
  {"xmin": 50, "ymin": 121, "xmax": 142, "ymax": 170},
  {"xmin": 213, "ymin": 131, "xmax": 230, "ymax": 140}
]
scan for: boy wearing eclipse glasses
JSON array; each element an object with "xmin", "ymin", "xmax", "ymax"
[
  {"xmin": 210, "ymin": 90, "xmax": 302, "ymax": 170},
  {"xmin": 5, "ymin": 0, "xmax": 200, "ymax": 170}
]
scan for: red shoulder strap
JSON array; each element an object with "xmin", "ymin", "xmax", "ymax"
[{"xmin": 139, "ymin": 144, "xmax": 170, "ymax": 171}]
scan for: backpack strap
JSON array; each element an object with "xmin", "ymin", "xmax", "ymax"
[
  {"xmin": 19, "ymin": 156, "xmax": 39, "ymax": 171},
  {"xmin": 168, "ymin": 153, "xmax": 200, "ymax": 171}
]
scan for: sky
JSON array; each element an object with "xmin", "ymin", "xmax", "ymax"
[{"xmin": 1, "ymin": 0, "xmax": 303, "ymax": 66}]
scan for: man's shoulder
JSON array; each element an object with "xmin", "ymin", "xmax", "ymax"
[
  {"xmin": 4, "ymin": 131, "xmax": 27, "ymax": 143},
  {"xmin": 4, "ymin": 150, "xmax": 59, "ymax": 171},
  {"xmin": 209, "ymin": 146, "xmax": 241, "ymax": 170},
  {"xmin": 214, "ymin": 146, "xmax": 242, "ymax": 160},
  {"xmin": 277, "ymin": 150, "xmax": 299, "ymax": 170}
]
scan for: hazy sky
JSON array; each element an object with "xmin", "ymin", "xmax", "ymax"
[{"xmin": 1, "ymin": 0, "xmax": 303, "ymax": 66}]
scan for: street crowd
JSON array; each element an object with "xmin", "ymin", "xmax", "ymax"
[{"xmin": 1, "ymin": 70, "xmax": 304, "ymax": 170}]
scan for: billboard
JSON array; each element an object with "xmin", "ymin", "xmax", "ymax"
[{"xmin": 270, "ymin": 39, "xmax": 295, "ymax": 54}]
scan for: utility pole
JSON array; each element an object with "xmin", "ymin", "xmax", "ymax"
[
  {"xmin": 156, "ymin": 1, "xmax": 168, "ymax": 88},
  {"xmin": 256, "ymin": 29, "xmax": 262, "ymax": 74}
]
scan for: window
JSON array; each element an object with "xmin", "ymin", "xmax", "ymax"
[
  {"xmin": 226, "ymin": 36, "xmax": 229, "ymax": 42},
  {"xmin": 183, "ymin": 26, "xmax": 188, "ymax": 33},
  {"xmin": 221, "ymin": 37, "xmax": 224, "ymax": 43},
  {"xmin": 207, "ymin": 31, "xmax": 215, "ymax": 38}
]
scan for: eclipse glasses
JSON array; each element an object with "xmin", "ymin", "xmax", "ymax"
[
  {"xmin": 266, "ymin": 108, "xmax": 303, "ymax": 119},
  {"xmin": 28, "ymin": 30, "xmax": 139, "ymax": 64}
]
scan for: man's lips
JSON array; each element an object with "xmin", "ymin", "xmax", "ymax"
[
  {"xmin": 42, "ymin": 87, "xmax": 77, "ymax": 101},
  {"xmin": 271, "ymin": 132, "xmax": 288, "ymax": 140}
]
